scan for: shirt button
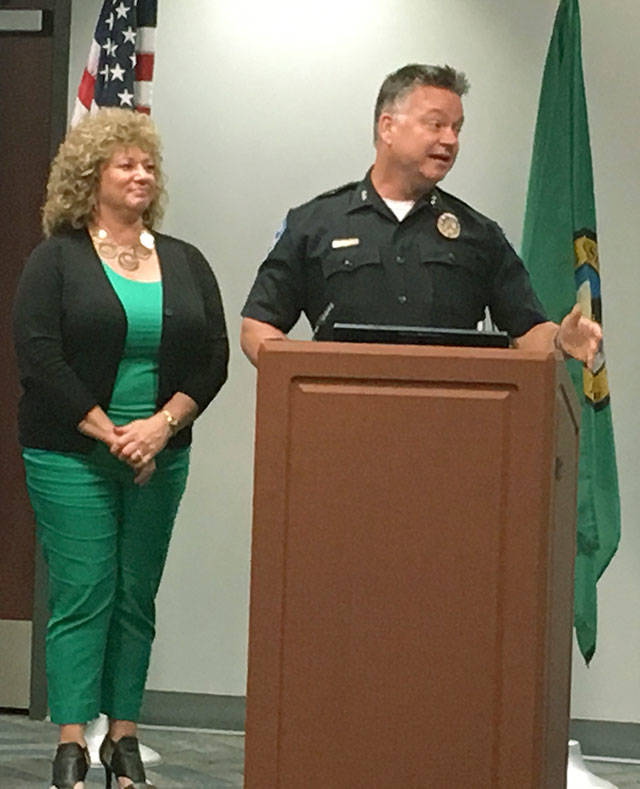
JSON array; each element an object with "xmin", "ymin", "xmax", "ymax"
[
  {"xmin": 398, "ymin": 295, "xmax": 407, "ymax": 304},
  {"xmin": 396, "ymin": 255, "xmax": 405, "ymax": 264},
  {"xmin": 448, "ymin": 252, "xmax": 455, "ymax": 262},
  {"xmin": 344, "ymin": 259, "xmax": 352, "ymax": 267}
]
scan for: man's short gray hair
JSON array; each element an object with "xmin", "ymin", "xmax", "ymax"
[{"xmin": 374, "ymin": 64, "xmax": 469, "ymax": 143}]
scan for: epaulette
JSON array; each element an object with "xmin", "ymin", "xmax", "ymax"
[
  {"xmin": 315, "ymin": 180, "xmax": 359, "ymax": 200},
  {"xmin": 433, "ymin": 186, "xmax": 488, "ymax": 222}
]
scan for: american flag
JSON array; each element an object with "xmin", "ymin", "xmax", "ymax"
[{"xmin": 71, "ymin": 0, "xmax": 157, "ymax": 126}]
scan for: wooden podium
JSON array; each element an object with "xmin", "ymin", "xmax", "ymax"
[{"xmin": 245, "ymin": 341, "xmax": 579, "ymax": 789}]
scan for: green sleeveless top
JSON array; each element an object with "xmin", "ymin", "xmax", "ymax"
[{"xmin": 102, "ymin": 263, "xmax": 163, "ymax": 425}]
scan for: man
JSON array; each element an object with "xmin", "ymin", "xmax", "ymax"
[{"xmin": 241, "ymin": 64, "xmax": 601, "ymax": 365}]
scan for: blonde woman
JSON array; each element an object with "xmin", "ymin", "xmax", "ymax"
[{"xmin": 13, "ymin": 108, "xmax": 228, "ymax": 789}]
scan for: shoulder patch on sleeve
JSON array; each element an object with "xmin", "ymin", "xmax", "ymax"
[{"xmin": 267, "ymin": 216, "xmax": 287, "ymax": 254}]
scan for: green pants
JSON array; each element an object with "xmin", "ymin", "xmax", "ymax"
[{"xmin": 23, "ymin": 443, "xmax": 190, "ymax": 725}]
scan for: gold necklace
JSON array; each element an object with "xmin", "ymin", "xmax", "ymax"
[{"xmin": 91, "ymin": 227, "xmax": 155, "ymax": 271}]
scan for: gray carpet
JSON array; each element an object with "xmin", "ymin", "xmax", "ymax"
[
  {"xmin": 0, "ymin": 713, "xmax": 243, "ymax": 788},
  {"xmin": 2, "ymin": 712, "xmax": 640, "ymax": 787}
]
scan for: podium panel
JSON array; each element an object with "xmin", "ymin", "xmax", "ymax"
[{"xmin": 245, "ymin": 342, "xmax": 579, "ymax": 789}]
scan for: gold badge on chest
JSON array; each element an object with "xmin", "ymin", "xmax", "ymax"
[{"xmin": 436, "ymin": 212, "xmax": 461, "ymax": 239}]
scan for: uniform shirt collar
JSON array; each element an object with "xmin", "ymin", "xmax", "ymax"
[{"xmin": 347, "ymin": 168, "xmax": 441, "ymax": 219}]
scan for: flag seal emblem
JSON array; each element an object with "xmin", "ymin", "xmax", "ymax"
[{"xmin": 574, "ymin": 228, "xmax": 610, "ymax": 409}]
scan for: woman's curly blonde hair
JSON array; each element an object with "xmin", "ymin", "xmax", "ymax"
[{"xmin": 42, "ymin": 107, "xmax": 167, "ymax": 237}]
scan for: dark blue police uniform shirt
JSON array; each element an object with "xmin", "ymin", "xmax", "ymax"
[{"xmin": 242, "ymin": 170, "xmax": 547, "ymax": 339}]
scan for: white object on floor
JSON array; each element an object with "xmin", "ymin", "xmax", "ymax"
[
  {"xmin": 567, "ymin": 739, "xmax": 618, "ymax": 788},
  {"xmin": 85, "ymin": 714, "xmax": 162, "ymax": 767}
]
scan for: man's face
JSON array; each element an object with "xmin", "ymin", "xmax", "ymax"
[{"xmin": 380, "ymin": 85, "xmax": 464, "ymax": 194}]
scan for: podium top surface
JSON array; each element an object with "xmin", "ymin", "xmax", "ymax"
[{"xmin": 259, "ymin": 338, "xmax": 558, "ymax": 365}]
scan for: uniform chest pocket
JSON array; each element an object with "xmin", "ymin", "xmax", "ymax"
[
  {"xmin": 320, "ymin": 247, "xmax": 382, "ymax": 280},
  {"xmin": 420, "ymin": 246, "xmax": 487, "ymax": 326}
]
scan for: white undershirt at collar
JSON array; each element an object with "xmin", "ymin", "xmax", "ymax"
[{"xmin": 383, "ymin": 197, "xmax": 415, "ymax": 222}]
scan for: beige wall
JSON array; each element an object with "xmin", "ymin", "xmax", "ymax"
[{"xmin": 68, "ymin": 0, "xmax": 640, "ymax": 718}]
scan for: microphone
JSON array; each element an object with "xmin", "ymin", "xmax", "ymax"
[{"xmin": 312, "ymin": 302, "xmax": 335, "ymax": 340}]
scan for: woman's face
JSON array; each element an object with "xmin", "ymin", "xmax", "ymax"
[{"xmin": 95, "ymin": 146, "xmax": 157, "ymax": 220}]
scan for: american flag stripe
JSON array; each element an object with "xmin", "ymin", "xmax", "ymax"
[
  {"xmin": 72, "ymin": 40, "xmax": 101, "ymax": 119},
  {"xmin": 71, "ymin": 0, "xmax": 158, "ymax": 127},
  {"xmin": 77, "ymin": 70, "xmax": 96, "ymax": 110},
  {"xmin": 135, "ymin": 53, "xmax": 154, "ymax": 82},
  {"xmin": 137, "ymin": 26, "xmax": 156, "ymax": 51},
  {"xmin": 134, "ymin": 81, "xmax": 153, "ymax": 111},
  {"xmin": 87, "ymin": 38, "xmax": 101, "ymax": 72}
]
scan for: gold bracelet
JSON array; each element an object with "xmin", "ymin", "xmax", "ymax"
[{"xmin": 161, "ymin": 408, "xmax": 179, "ymax": 435}]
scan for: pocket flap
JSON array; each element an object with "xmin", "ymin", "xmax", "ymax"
[{"xmin": 321, "ymin": 247, "xmax": 382, "ymax": 278}]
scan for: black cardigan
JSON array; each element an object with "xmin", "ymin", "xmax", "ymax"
[{"xmin": 13, "ymin": 228, "xmax": 229, "ymax": 452}]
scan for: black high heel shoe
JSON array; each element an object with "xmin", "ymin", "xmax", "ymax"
[
  {"xmin": 99, "ymin": 735, "xmax": 156, "ymax": 788},
  {"xmin": 51, "ymin": 741, "xmax": 90, "ymax": 788}
]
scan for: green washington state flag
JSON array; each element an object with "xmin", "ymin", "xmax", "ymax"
[{"xmin": 521, "ymin": 0, "xmax": 620, "ymax": 664}]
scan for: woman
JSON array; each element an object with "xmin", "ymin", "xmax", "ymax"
[{"xmin": 13, "ymin": 108, "xmax": 229, "ymax": 789}]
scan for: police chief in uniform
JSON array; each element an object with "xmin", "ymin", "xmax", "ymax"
[{"xmin": 240, "ymin": 64, "xmax": 601, "ymax": 365}]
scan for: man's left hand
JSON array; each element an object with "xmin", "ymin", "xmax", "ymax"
[{"xmin": 557, "ymin": 304, "xmax": 603, "ymax": 369}]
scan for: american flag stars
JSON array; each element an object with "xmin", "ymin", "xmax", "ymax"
[
  {"xmin": 102, "ymin": 38, "xmax": 118, "ymax": 57},
  {"xmin": 110, "ymin": 63, "xmax": 125, "ymax": 82},
  {"xmin": 71, "ymin": 0, "xmax": 157, "ymax": 125},
  {"xmin": 117, "ymin": 88, "xmax": 135, "ymax": 107},
  {"xmin": 115, "ymin": 3, "xmax": 130, "ymax": 20},
  {"xmin": 94, "ymin": 3, "xmax": 140, "ymax": 106}
]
